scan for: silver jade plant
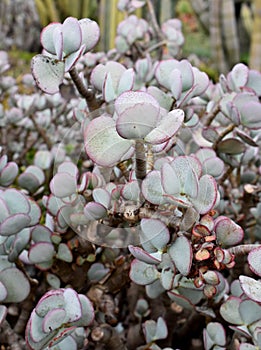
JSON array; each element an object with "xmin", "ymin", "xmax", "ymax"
[{"xmin": 0, "ymin": 1, "xmax": 260, "ymax": 349}]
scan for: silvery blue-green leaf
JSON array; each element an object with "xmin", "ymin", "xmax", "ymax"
[
  {"xmin": 57, "ymin": 243, "xmax": 73, "ymax": 263},
  {"xmin": 168, "ymin": 290, "xmax": 195, "ymax": 310},
  {"xmin": 0, "ymin": 281, "xmax": 7, "ymax": 301},
  {"xmin": 34, "ymin": 150, "xmax": 53, "ymax": 169},
  {"xmin": 170, "ymin": 69, "xmax": 182, "ymax": 99},
  {"xmin": 145, "ymin": 109, "xmax": 184, "ymax": 145},
  {"xmin": 93, "ymin": 188, "xmax": 111, "ymax": 209},
  {"xmin": 239, "ymin": 101, "xmax": 261, "ymax": 129},
  {"xmin": 121, "ymin": 180, "xmax": 140, "ymax": 201},
  {"xmin": 203, "ymin": 322, "xmax": 226, "ymax": 350},
  {"xmin": 217, "ymin": 138, "xmax": 246, "ymax": 155},
  {"xmin": 191, "ymin": 174, "xmax": 218, "ymax": 214},
  {"xmin": 29, "ymin": 242, "xmax": 55, "ymax": 264},
  {"xmin": 0, "ymin": 213, "xmax": 31, "ymax": 236},
  {"xmin": 31, "ymin": 55, "xmax": 65, "ymax": 94},
  {"xmin": 215, "ymin": 216, "xmax": 244, "ymax": 247},
  {"xmin": 168, "ymin": 236, "xmax": 192, "ymax": 276},
  {"xmin": 142, "ymin": 170, "xmax": 165, "ymax": 205},
  {"xmin": 117, "ymin": 68, "xmax": 135, "ymax": 95},
  {"xmin": 46, "ymin": 273, "xmax": 61, "ymax": 289},
  {"xmin": 191, "ymin": 67, "xmax": 209, "ymax": 96},
  {"xmin": 239, "ymin": 276, "xmax": 261, "ymax": 303},
  {"xmin": 229, "ymin": 63, "xmax": 249, "ymax": 90},
  {"xmin": 103, "ymin": 72, "xmax": 117, "ymax": 102},
  {"xmin": 84, "ymin": 202, "xmax": 107, "ymax": 220},
  {"xmin": 246, "ymin": 69, "xmax": 261, "ymax": 96},
  {"xmin": 0, "ymin": 267, "xmax": 30, "ymax": 302},
  {"xmin": 1, "ymin": 188, "xmax": 30, "ymax": 214},
  {"xmin": 57, "ymin": 161, "xmax": 78, "ymax": 177},
  {"xmin": 129, "ymin": 259, "xmax": 159, "ymax": 285},
  {"xmin": 62, "ymin": 17, "xmax": 82, "ymax": 55},
  {"xmin": 161, "ymin": 162, "xmax": 181, "ymax": 194},
  {"xmin": 84, "ymin": 116, "xmax": 134, "ymax": 167},
  {"xmin": 115, "ymin": 91, "xmax": 160, "ymax": 139},
  {"xmin": 35, "ymin": 290, "xmax": 65, "ymax": 317},
  {"xmin": 220, "ymin": 296, "xmax": 243, "ymax": 325},
  {"xmin": 42, "ymin": 308, "xmax": 66, "ymax": 333},
  {"xmin": 154, "ymin": 317, "xmax": 168, "ymax": 340},
  {"xmin": 128, "ymin": 245, "xmax": 161, "ymax": 264},
  {"xmin": 0, "ymin": 162, "xmax": 18, "ymax": 186},
  {"xmin": 79, "ymin": 18, "xmax": 100, "ymax": 52},
  {"xmin": 0, "ymin": 155, "xmax": 7, "ymax": 172},
  {"xmin": 239, "ymin": 299, "xmax": 261, "ymax": 325},
  {"xmin": 50, "ymin": 173, "xmax": 77, "ymax": 198},
  {"xmin": 41, "ymin": 23, "xmax": 61, "ymax": 55},
  {"xmin": 140, "ymin": 218, "xmax": 170, "ymax": 251},
  {"xmin": 87, "ymin": 263, "xmax": 110, "ymax": 282},
  {"xmin": 63, "ymin": 288, "xmax": 82, "ymax": 323},
  {"xmin": 0, "ymin": 305, "xmax": 7, "ymax": 326},
  {"xmin": 248, "ymin": 247, "xmax": 261, "ymax": 277},
  {"xmin": 146, "ymin": 279, "xmax": 166, "ymax": 299},
  {"xmin": 76, "ymin": 294, "xmax": 94, "ymax": 326},
  {"xmin": 147, "ymin": 86, "xmax": 173, "ymax": 110}
]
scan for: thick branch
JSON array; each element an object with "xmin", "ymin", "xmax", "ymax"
[
  {"xmin": 69, "ymin": 66, "xmax": 100, "ymax": 112},
  {"xmin": 135, "ymin": 140, "xmax": 147, "ymax": 180}
]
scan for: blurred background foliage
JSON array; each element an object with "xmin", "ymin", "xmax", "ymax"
[{"xmin": 0, "ymin": 0, "xmax": 260, "ymax": 75}]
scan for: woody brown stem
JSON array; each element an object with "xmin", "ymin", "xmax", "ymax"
[
  {"xmin": 69, "ymin": 66, "xmax": 100, "ymax": 112},
  {"xmin": 135, "ymin": 140, "xmax": 147, "ymax": 180}
]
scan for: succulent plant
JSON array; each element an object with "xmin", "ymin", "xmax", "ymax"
[
  {"xmin": 0, "ymin": 1, "xmax": 260, "ymax": 349},
  {"xmin": 26, "ymin": 288, "xmax": 94, "ymax": 349}
]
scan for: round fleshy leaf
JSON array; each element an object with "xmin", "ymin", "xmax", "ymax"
[
  {"xmin": 117, "ymin": 68, "xmax": 135, "ymax": 95},
  {"xmin": 161, "ymin": 162, "xmax": 181, "ymax": 194},
  {"xmin": 87, "ymin": 263, "xmax": 110, "ymax": 282},
  {"xmin": 62, "ymin": 17, "xmax": 82, "ymax": 55},
  {"xmin": 31, "ymin": 55, "xmax": 65, "ymax": 94},
  {"xmin": 217, "ymin": 138, "xmax": 246, "ymax": 155},
  {"xmin": 57, "ymin": 243, "xmax": 73, "ymax": 263},
  {"xmin": 84, "ymin": 202, "xmax": 107, "ymax": 220},
  {"xmin": 77, "ymin": 294, "xmax": 94, "ymax": 326},
  {"xmin": 29, "ymin": 242, "xmax": 55, "ymax": 264},
  {"xmin": 53, "ymin": 25, "xmax": 63, "ymax": 60},
  {"xmin": 34, "ymin": 150, "xmax": 53, "ymax": 170},
  {"xmin": 1, "ymin": 188, "xmax": 30, "ymax": 214},
  {"xmin": 63, "ymin": 288, "xmax": 82, "ymax": 323},
  {"xmin": 0, "ymin": 162, "xmax": 18, "ymax": 186},
  {"xmin": 145, "ymin": 109, "xmax": 184, "ymax": 144},
  {"xmin": 79, "ymin": 18, "xmax": 100, "ymax": 52},
  {"xmin": 239, "ymin": 101, "xmax": 261, "ymax": 129},
  {"xmin": 239, "ymin": 276, "xmax": 261, "ymax": 303},
  {"xmin": 41, "ymin": 22, "xmax": 61, "ymax": 54},
  {"xmin": 50, "ymin": 173, "xmax": 77, "ymax": 198},
  {"xmin": 220, "ymin": 296, "xmax": 243, "ymax": 325},
  {"xmin": 128, "ymin": 246, "xmax": 161, "ymax": 265},
  {"xmin": 215, "ymin": 217, "xmax": 244, "ymax": 247},
  {"xmin": 0, "ymin": 281, "xmax": 7, "ymax": 301},
  {"xmin": 121, "ymin": 180, "xmax": 140, "ymax": 201},
  {"xmin": 203, "ymin": 322, "xmax": 226, "ymax": 350},
  {"xmin": 191, "ymin": 174, "xmax": 217, "ymax": 214},
  {"xmin": 167, "ymin": 290, "xmax": 195, "ymax": 310},
  {"xmin": 142, "ymin": 170, "xmax": 165, "ymax": 205},
  {"xmin": 103, "ymin": 73, "xmax": 117, "ymax": 102},
  {"xmin": 168, "ymin": 235, "xmax": 192, "ymax": 276},
  {"xmin": 42, "ymin": 308, "xmax": 66, "ymax": 333},
  {"xmin": 84, "ymin": 116, "xmax": 133, "ymax": 167},
  {"xmin": 0, "ymin": 305, "xmax": 7, "ymax": 326},
  {"xmin": 170, "ymin": 69, "xmax": 182, "ymax": 99},
  {"xmin": 248, "ymin": 247, "xmax": 261, "ymax": 277},
  {"xmin": 0, "ymin": 213, "xmax": 31, "ymax": 236},
  {"xmin": 239, "ymin": 299, "xmax": 261, "ymax": 325},
  {"xmin": 140, "ymin": 218, "xmax": 170, "ymax": 251},
  {"xmin": 57, "ymin": 161, "xmax": 79, "ymax": 177},
  {"xmin": 115, "ymin": 91, "xmax": 160, "ymax": 139},
  {"xmin": 92, "ymin": 188, "xmax": 111, "ymax": 209},
  {"xmin": 28, "ymin": 198, "xmax": 41, "ymax": 226},
  {"xmin": 0, "ymin": 267, "xmax": 30, "ymax": 302},
  {"xmin": 35, "ymin": 290, "xmax": 65, "ymax": 317},
  {"xmin": 230, "ymin": 63, "xmax": 249, "ymax": 89},
  {"xmin": 130, "ymin": 259, "xmax": 159, "ymax": 285}
]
